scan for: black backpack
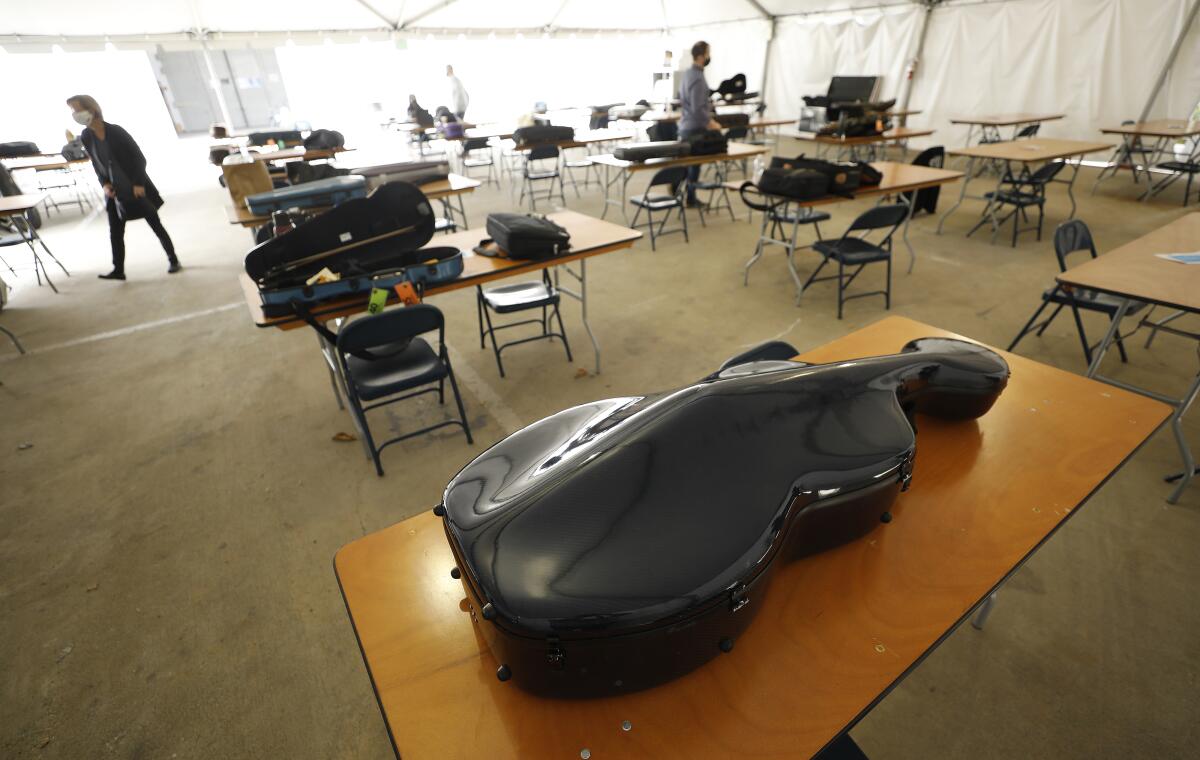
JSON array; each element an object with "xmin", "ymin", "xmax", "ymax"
[
  {"xmin": 0, "ymin": 165, "xmax": 42, "ymax": 228},
  {"xmin": 61, "ymin": 140, "xmax": 87, "ymax": 161},
  {"xmin": 647, "ymin": 121, "xmax": 678, "ymax": 142},
  {"xmin": 303, "ymin": 129, "xmax": 345, "ymax": 150},
  {"xmin": 684, "ymin": 129, "xmax": 728, "ymax": 156},
  {"xmin": 479, "ymin": 213, "xmax": 571, "ymax": 261}
]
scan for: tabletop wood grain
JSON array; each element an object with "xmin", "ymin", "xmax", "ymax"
[
  {"xmin": 1057, "ymin": 212, "xmax": 1200, "ymax": 311},
  {"xmin": 334, "ymin": 315, "xmax": 1169, "ymax": 760}
]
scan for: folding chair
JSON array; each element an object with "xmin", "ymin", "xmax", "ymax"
[
  {"xmin": 477, "ymin": 270, "xmax": 572, "ymax": 378},
  {"xmin": 693, "ymin": 162, "xmax": 737, "ymax": 224},
  {"xmin": 460, "ymin": 137, "xmax": 498, "ymax": 187},
  {"xmin": 518, "ymin": 144, "xmax": 566, "ymax": 211},
  {"xmin": 1008, "ymin": 220, "xmax": 1146, "ymax": 365},
  {"xmin": 336, "ymin": 304, "xmax": 473, "ymax": 476},
  {"xmin": 1141, "ymin": 159, "xmax": 1200, "ymax": 206},
  {"xmin": 969, "ymin": 161, "xmax": 1064, "ymax": 246},
  {"xmin": 804, "ymin": 204, "xmax": 907, "ymax": 318},
  {"xmin": 738, "ymin": 182, "xmax": 829, "ymax": 303},
  {"xmin": 629, "ymin": 166, "xmax": 690, "ymax": 251}
]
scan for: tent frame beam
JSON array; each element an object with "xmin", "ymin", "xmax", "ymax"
[{"xmin": 1137, "ymin": 0, "xmax": 1200, "ymax": 123}]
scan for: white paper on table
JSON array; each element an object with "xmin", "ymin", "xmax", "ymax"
[{"xmin": 1155, "ymin": 252, "xmax": 1200, "ymax": 264}]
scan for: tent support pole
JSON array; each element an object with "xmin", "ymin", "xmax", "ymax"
[
  {"xmin": 897, "ymin": 0, "xmax": 935, "ymax": 128},
  {"xmin": 199, "ymin": 37, "xmax": 235, "ymax": 130},
  {"xmin": 1137, "ymin": 0, "xmax": 1200, "ymax": 123},
  {"xmin": 760, "ymin": 16, "xmax": 776, "ymax": 114}
]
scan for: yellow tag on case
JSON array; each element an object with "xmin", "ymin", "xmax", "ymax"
[{"xmin": 367, "ymin": 287, "xmax": 389, "ymax": 315}]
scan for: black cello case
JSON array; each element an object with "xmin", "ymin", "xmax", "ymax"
[{"xmin": 436, "ymin": 337, "xmax": 1010, "ymax": 697}]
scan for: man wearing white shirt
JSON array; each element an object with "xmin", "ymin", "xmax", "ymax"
[{"xmin": 446, "ymin": 65, "xmax": 469, "ymax": 120}]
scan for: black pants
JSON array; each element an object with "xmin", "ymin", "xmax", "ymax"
[
  {"xmin": 107, "ymin": 199, "xmax": 175, "ymax": 272},
  {"xmin": 679, "ymin": 128, "xmax": 704, "ymax": 202}
]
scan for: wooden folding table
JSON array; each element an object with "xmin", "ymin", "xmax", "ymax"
[
  {"xmin": 240, "ymin": 210, "xmax": 640, "ymax": 381},
  {"xmin": 1057, "ymin": 212, "xmax": 1200, "ymax": 502},
  {"xmin": 1093, "ymin": 119, "xmax": 1200, "ymax": 189},
  {"xmin": 949, "ymin": 113, "xmax": 1065, "ymax": 146},
  {"xmin": 936, "ymin": 138, "xmax": 1112, "ymax": 239},
  {"xmin": 589, "ymin": 142, "xmax": 770, "ymax": 222},
  {"xmin": 334, "ymin": 315, "xmax": 1169, "ymax": 759},
  {"xmin": 793, "ymin": 127, "xmax": 935, "ymax": 162}
]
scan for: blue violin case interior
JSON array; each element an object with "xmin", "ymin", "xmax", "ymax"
[{"xmin": 244, "ymin": 181, "xmax": 463, "ymax": 315}]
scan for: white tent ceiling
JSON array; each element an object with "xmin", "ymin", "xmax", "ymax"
[{"xmin": 1, "ymin": 0, "xmax": 922, "ymax": 40}]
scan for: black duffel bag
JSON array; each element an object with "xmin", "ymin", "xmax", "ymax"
[
  {"xmin": 771, "ymin": 155, "xmax": 861, "ymax": 198},
  {"xmin": 647, "ymin": 121, "xmax": 678, "ymax": 142},
  {"xmin": 684, "ymin": 129, "xmax": 728, "ymax": 156},
  {"xmin": 248, "ymin": 130, "xmax": 304, "ymax": 147},
  {"xmin": 479, "ymin": 213, "xmax": 571, "ymax": 261},
  {"xmin": 512, "ymin": 125, "xmax": 574, "ymax": 146},
  {"xmin": 756, "ymin": 168, "xmax": 829, "ymax": 201},
  {"xmin": 287, "ymin": 161, "xmax": 349, "ymax": 185},
  {"xmin": 304, "ymin": 129, "xmax": 345, "ymax": 150}
]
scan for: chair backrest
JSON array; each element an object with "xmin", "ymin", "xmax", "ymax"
[
  {"xmin": 1015, "ymin": 124, "xmax": 1040, "ymax": 139},
  {"xmin": 647, "ymin": 166, "xmax": 689, "ymax": 194},
  {"xmin": 1030, "ymin": 160, "xmax": 1065, "ymax": 184},
  {"xmin": 463, "ymin": 137, "xmax": 490, "ymax": 152},
  {"xmin": 337, "ymin": 304, "xmax": 444, "ymax": 356},
  {"xmin": 848, "ymin": 204, "xmax": 909, "ymax": 234},
  {"xmin": 911, "ymin": 146, "xmax": 944, "ymax": 168},
  {"xmin": 1052, "ymin": 220, "xmax": 1097, "ymax": 272},
  {"xmin": 526, "ymin": 144, "xmax": 560, "ymax": 162}
]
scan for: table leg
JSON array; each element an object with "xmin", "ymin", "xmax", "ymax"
[
  {"xmin": 1064, "ymin": 157, "xmax": 1082, "ymax": 219},
  {"xmin": 1090, "ymin": 138, "xmax": 1127, "ymax": 193},
  {"xmin": 937, "ymin": 157, "xmax": 976, "ymax": 235},
  {"xmin": 1086, "ymin": 298, "xmax": 1131, "ymax": 378},
  {"xmin": 971, "ymin": 592, "xmax": 997, "ymax": 630},
  {"xmin": 316, "ymin": 329, "xmax": 346, "ymax": 411},
  {"xmin": 24, "ymin": 213, "xmax": 70, "ymax": 276},
  {"xmin": 900, "ymin": 189, "xmax": 917, "ymax": 274},
  {"xmin": 456, "ymin": 193, "xmax": 469, "ymax": 231},
  {"xmin": 14, "ymin": 213, "xmax": 57, "ymax": 293},
  {"xmin": 553, "ymin": 259, "xmax": 600, "ymax": 375},
  {"xmin": 1166, "ymin": 373, "xmax": 1200, "ymax": 504}
]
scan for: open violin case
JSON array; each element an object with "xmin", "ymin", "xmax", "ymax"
[
  {"xmin": 435, "ymin": 337, "xmax": 1010, "ymax": 697},
  {"xmin": 244, "ymin": 181, "xmax": 462, "ymax": 316}
]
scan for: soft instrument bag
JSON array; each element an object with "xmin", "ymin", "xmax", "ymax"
[
  {"xmin": 436, "ymin": 337, "xmax": 1010, "ymax": 697},
  {"xmin": 612, "ymin": 141, "xmax": 691, "ymax": 162},
  {"xmin": 245, "ymin": 181, "xmax": 439, "ymax": 306}
]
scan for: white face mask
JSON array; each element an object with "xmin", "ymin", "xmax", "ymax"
[{"xmin": 72, "ymin": 110, "xmax": 93, "ymax": 126}]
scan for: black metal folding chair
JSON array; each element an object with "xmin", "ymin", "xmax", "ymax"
[
  {"xmin": 969, "ymin": 161, "xmax": 1064, "ymax": 246},
  {"xmin": 805, "ymin": 204, "xmax": 908, "ymax": 318},
  {"xmin": 519, "ymin": 144, "xmax": 566, "ymax": 210},
  {"xmin": 336, "ymin": 304, "xmax": 472, "ymax": 476},
  {"xmin": 629, "ymin": 166, "xmax": 690, "ymax": 251},
  {"xmin": 1008, "ymin": 220, "xmax": 1147, "ymax": 365},
  {"xmin": 476, "ymin": 270, "xmax": 572, "ymax": 378}
]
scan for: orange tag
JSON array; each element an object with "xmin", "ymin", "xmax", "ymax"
[{"xmin": 393, "ymin": 281, "xmax": 421, "ymax": 306}]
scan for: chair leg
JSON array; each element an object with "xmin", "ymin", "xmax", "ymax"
[
  {"xmin": 1069, "ymin": 303, "xmax": 1093, "ymax": 366},
  {"xmin": 837, "ymin": 260, "xmax": 845, "ymax": 320},
  {"xmin": 348, "ymin": 397, "xmax": 384, "ymax": 476},
  {"xmin": 646, "ymin": 208, "xmax": 657, "ymax": 251},
  {"xmin": 438, "ymin": 375, "xmax": 445, "ymax": 404},
  {"xmin": 476, "ymin": 287, "xmax": 486, "ymax": 348},
  {"xmin": 680, "ymin": 202, "xmax": 690, "ymax": 243},
  {"xmin": 444, "ymin": 362, "xmax": 474, "ymax": 445},
  {"xmin": 885, "ymin": 255, "xmax": 892, "ymax": 310},
  {"xmin": 1008, "ymin": 299, "xmax": 1053, "ymax": 351},
  {"xmin": 481, "ymin": 303, "xmax": 506, "ymax": 377},
  {"xmin": 1035, "ymin": 303, "xmax": 1065, "ymax": 336},
  {"xmin": 1036, "ymin": 201, "xmax": 1045, "ymax": 241}
]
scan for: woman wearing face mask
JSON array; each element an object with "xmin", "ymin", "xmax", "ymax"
[{"xmin": 67, "ymin": 94, "xmax": 180, "ymax": 280}]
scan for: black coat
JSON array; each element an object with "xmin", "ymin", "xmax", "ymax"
[{"xmin": 81, "ymin": 122, "xmax": 164, "ymax": 210}]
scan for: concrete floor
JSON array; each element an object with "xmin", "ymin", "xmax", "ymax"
[{"xmin": 1, "ymin": 139, "xmax": 1198, "ymax": 759}]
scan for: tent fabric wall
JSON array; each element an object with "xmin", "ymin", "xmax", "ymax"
[
  {"xmin": 764, "ymin": 0, "xmax": 1198, "ymax": 150},
  {"xmin": 763, "ymin": 6, "xmax": 924, "ymax": 122}
]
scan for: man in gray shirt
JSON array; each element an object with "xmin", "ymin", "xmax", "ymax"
[{"xmin": 678, "ymin": 41, "xmax": 721, "ymax": 205}]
